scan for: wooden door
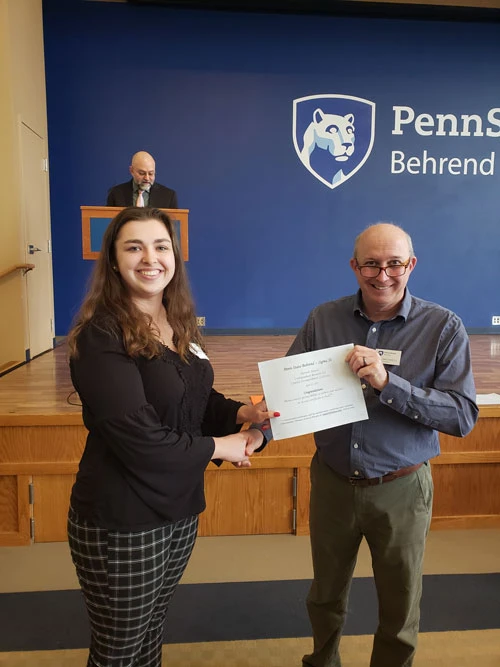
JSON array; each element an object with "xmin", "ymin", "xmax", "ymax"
[
  {"xmin": 0, "ymin": 475, "xmax": 31, "ymax": 546},
  {"xmin": 20, "ymin": 121, "xmax": 55, "ymax": 358},
  {"xmin": 198, "ymin": 468, "xmax": 295, "ymax": 536},
  {"xmin": 32, "ymin": 474, "xmax": 75, "ymax": 542}
]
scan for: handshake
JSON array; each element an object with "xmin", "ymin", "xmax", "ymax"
[{"xmin": 211, "ymin": 399, "xmax": 280, "ymax": 468}]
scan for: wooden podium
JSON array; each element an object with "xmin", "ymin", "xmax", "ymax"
[{"xmin": 81, "ymin": 206, "xmax": 189, "ymax": 261}]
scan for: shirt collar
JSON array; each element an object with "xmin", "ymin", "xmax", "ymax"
[{"xmin": 353, "ymin": 288, "xmax": 411, "ymax": 322}]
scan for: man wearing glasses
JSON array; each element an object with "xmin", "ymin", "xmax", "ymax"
[{"xmin": 290, "ymin": 223, "xmax": 478, "ymax": 667}]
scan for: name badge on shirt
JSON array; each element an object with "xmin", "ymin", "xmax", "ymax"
[
  {"xmin": 376, "ymin": 348, "xmax": 402, "ymax": 365},
  {"xmin": 190, "ymin": 343, "xmax": 209, "ymax": 360}
]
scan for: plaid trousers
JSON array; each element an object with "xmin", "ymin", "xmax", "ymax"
[{"xmin": 68, "ymin": 507, "xmax": 198, "ymax": 667}]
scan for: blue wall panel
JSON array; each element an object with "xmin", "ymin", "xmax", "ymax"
[{"xmin": 43, "ymin": 1, "xmax": 500, "ymax": 334}]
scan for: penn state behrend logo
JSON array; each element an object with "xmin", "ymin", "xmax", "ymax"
[{"xmin": 293, "ymin": 94, "xmax": 376, "ymax": 190}]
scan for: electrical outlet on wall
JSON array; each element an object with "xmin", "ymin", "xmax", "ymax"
[
  {"xmin": 492, "ymin": 316, "xmax": 500, "ymax": 326},
  {"xmin": 196, "ymin": 316, "xmax": 206, "ymax": 327}
]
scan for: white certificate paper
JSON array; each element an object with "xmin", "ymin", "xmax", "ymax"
[{"xmin": 258, "ymin": 344, "xmax": 368, "ymax": 441}]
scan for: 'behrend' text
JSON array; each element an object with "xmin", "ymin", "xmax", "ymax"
[{"xmin": 391, "ymin": 150, "xmax": 495, "ymax": 176}]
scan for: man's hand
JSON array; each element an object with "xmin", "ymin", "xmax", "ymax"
[
  {"xmin": 212, "ymin": 428, "xmax": 268, "ymax": 469},
  {"xmin": 345, "ymin": 345, "xmax": 389, "ymax": 391},
  {"xmin": 231, "ymin": 428, "xmax": 265, "ymax": 468},
  {"xmin": 212, "ymin": 432, "xmax": 251, "ymax": 466}
]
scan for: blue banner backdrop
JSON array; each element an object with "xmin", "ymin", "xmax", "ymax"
[{"xmin": 43, "ymin": 1, "xmax": 500, "ymax": 334}]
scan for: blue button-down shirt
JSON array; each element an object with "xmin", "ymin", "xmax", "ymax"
[{"xmin": 287, "ymin": 289, "xmax": 478, "ymax": 478}]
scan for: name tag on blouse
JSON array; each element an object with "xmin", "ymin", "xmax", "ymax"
[
  {"xmin": 376, "ymin": 349, "xmax": 402, "ymax": 365},
  {"xmin": 190, "ymin": 343, "xmax": 209, "ymax": 360}
]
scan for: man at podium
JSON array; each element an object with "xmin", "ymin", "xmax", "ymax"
[{"xmin": 106, "ymin": 151, "xmax": 178, "ymax": 208}]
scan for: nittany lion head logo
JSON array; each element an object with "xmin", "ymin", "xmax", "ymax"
[{"xmin": 293, "ymin": 94, "xmax": 375, "ymax": 190}]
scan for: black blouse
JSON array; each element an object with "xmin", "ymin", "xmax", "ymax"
[{"xmin": 69, "ymin": 324, "xmax": 243, "ymax": 530}]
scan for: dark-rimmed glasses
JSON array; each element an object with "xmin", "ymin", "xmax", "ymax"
[{"xmin": 355, "ymin": 258, "xmax": 411, "ymax": 278}]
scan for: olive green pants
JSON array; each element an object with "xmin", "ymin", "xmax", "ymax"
[{"xmin": 303, "ymin": 452, "xmax": 433, "ymax": 667}]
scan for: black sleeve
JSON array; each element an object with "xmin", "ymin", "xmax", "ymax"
[
  {"xmin": 71, "ymin": 326, "xmax": 215, "ymax": 477},
  {"xmin": 201, "ymin": 388, "xmax": 243, "ymax": 437}
]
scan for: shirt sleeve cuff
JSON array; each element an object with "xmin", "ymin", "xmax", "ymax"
[
  {"xmin": 249, "ymin": 423, "xmax": 272, "ymax": 452},
  {"xmin": 379, "ymin": 371, "xmax": 412, "ymax": 410}
]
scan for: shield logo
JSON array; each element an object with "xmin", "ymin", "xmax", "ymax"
[{"xmin": 293, "ymin": 94, "xmax": 376, "ymax": 190}]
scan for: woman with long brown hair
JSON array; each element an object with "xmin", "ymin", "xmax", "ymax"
[{"xmin": 67, "ymin": 206, "xmax": 272, "ymax": 666}]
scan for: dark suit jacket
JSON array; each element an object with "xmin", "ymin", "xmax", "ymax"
[{"xmin": 106, "ymin": 180, "xmax": 178, "ymax": 209}]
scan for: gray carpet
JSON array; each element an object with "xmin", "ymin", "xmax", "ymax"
[{"xmin": 1, "ymin": 574, "xmax": 499, "ymax": 652}]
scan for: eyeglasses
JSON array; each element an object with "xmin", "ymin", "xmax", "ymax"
[{"xmin": 356, "ymin": 258, "xmax": 411, "ymax": 278}]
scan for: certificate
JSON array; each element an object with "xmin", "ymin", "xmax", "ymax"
[{"xmin": 258, "ymin": 344, "xmax": 368, "ymax": 441}]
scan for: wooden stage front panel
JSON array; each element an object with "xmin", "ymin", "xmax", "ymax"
[{"xmin": 0, "ymin": 335, "xmax": 499, "ymax": 545}]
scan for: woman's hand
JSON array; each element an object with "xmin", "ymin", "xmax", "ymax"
[
  {"xmin": 232, "ymin": 428, "xmax": 266, "ymax": 468},
  {"xmin": 212, "ymin": 431, "xmax": 252, "ymax": 466},
  {"xmin": 211, "ymin": 428, "xmax": 266, "ymax": 468},
  {"xmin": 236, "ymin": 399, "xmax": 280, "ymax": 430}
]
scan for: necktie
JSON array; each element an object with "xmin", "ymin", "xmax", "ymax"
[{"xmin": 136, "ymin": 190, "xmax": 145, "ymax": 207}]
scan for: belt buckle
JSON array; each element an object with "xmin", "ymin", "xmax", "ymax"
[{"xmin": 348, "ymin": 476, "xmax": 361, "ymax": 485}]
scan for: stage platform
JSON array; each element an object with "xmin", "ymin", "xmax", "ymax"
[{"xmin": 1, "ymin": 335, "xmax": 500, "ymax": 546}]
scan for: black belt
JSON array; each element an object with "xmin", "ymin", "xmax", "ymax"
[{"xmin": 347, "ymin": 463, "xmax": 424, "ymax": 487}]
